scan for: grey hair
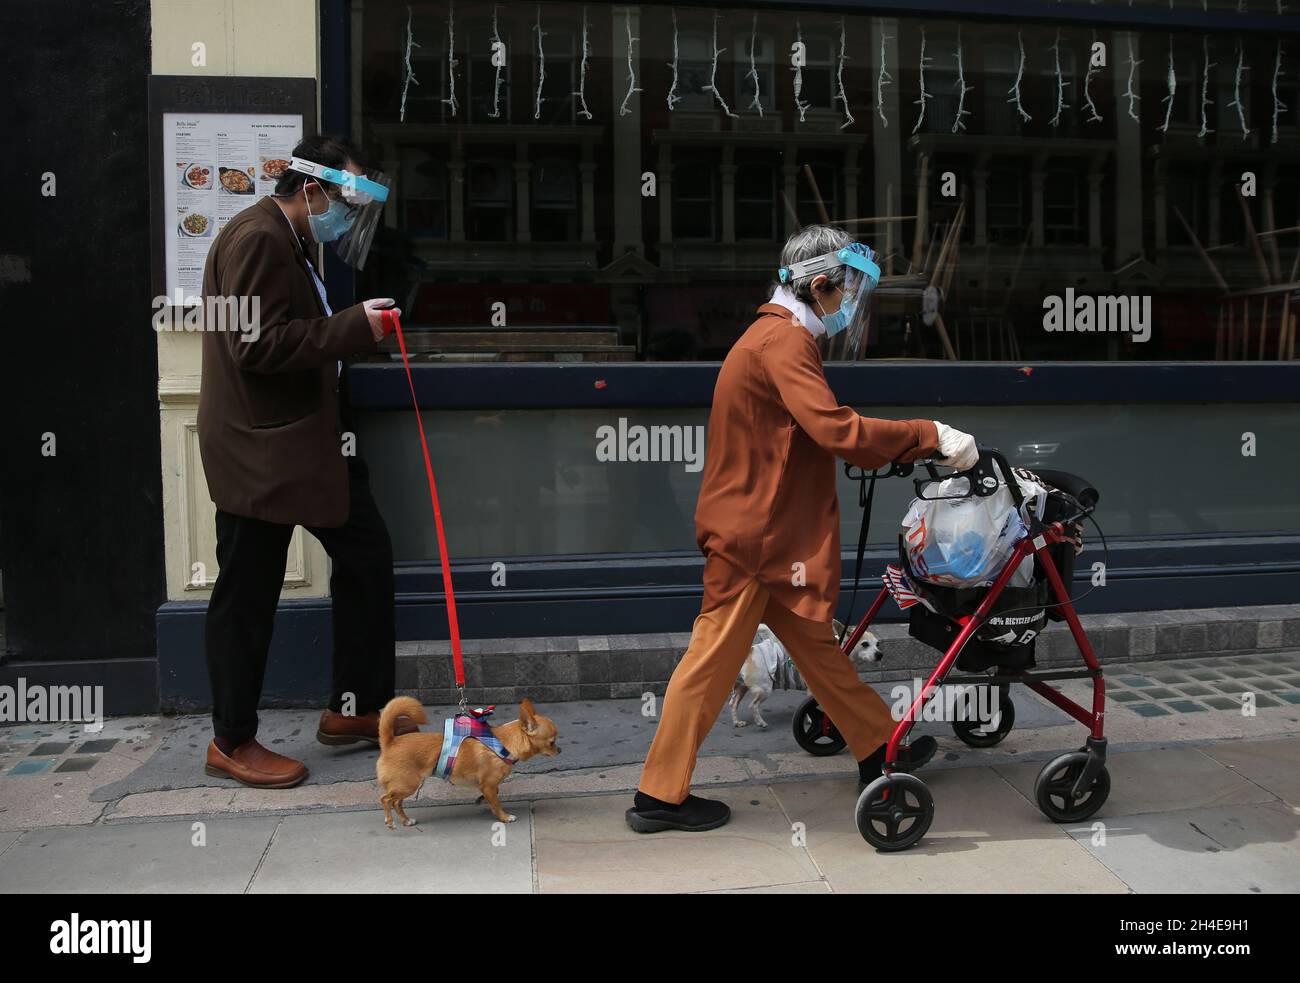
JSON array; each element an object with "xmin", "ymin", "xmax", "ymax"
[{"xmin": 776, "ymin": 224, "xmax": 853, "ymax": 302}]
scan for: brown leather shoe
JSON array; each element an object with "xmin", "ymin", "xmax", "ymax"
[
  {"xmin": 315, "ymin": 709, "xmax": 419, "ymax": 746},
  {"xmin": 205, "ymin": 739, "xmax": 308, "ymax": 789}
]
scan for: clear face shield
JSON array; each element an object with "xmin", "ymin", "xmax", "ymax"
[
  {"xmin": 288, "ymin": 156, "xmax": 392, "ymax": 270},
  {"xmin": 778, "ymin": 242, "xmax": 880, "ymax": 356}
]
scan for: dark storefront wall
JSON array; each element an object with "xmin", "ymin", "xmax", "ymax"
[
  {"xmin": 150, "ymin": 0, "xmax": 1300, "ymax": 708},
  {"xmin": 1, "ymin": 0, "xmax": 165, "ymax": 712}
]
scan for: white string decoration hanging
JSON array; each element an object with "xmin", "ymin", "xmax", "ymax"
[
  {"xmin": 488, "ymin": 6, "xmax": 504, "ymax": 119},
  {"xmin": 1273, "ymin": 42, "xmax": 1288, "ymax": 144},
  {"xmin": 441, "ymin": 2, "xmax": 459, "ymax": 117},
  {"xmin": 1008, "ymin": 31, "xmax": 1031, "ymax": 123},
  {"xmin": 703, "ymin": 12, "xmax": 738, "ymax": 118},
  {"xmin": 1082, "ymin": 30, "xmax": 1103, "ymax": 123},
  {"xmin": 793, "ymin": 22, "xmax": 810, "ymax": 123},
  {"xmin": 1227, "ymin": 38, "xmax": 1250, "ymax": 140},
  {"xmin": 951, "ymin": 27, "xmax": 972, "ymax": 132},
  {"xmin": 912, "ymin": 27, "xmax": 932, "ymax": 135},
  {"xmin": 533, "ymin": 5, "xmax": 546, "ymax": 120},
  {"xmin": 876, "ymin": 29, "xmax": 893, "ymax": 126},
  {"xmin": 574, "ymin": 6, "xmax": 592, "ymax": 120},
  {"xmin": 835, "ymin": 19, "xmax": 855, "ymax": 129},
  {"xmin": 1049, "ymin": 29, "xmax": 1069, "ymax": 128},
  {"xmin": 619, "ymin": 8, "xmax": 642, "ymax": 116},
  {"xmin": 666, "ymin": 9, "xmax": 681, "ymax": 111},
  {"xmin": 1160, "ymin": 35, "xmax": 1176, "ymax": 132},
  {"xmin": 1123, "ymin": 34, "xmax": 1142, "ymax": 123},
  {"xmin": 400, "ymin": 5, "xmax": 421, "ymax": 122},
  {"xmin": 746, "ymin": 15, "xmax": 764, "ymax": 117},
  {"xmin": 1198, "ymin": 35, "xmax": 1216, "ymax": 138}
]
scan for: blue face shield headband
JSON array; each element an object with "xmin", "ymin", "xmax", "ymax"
[
  {"xmin": 777, "ymin": 242, "xmax": 880, "ymax": 350},
  {"xmin": 287, "ymin": 156, "xmax": 393, "ymax": 270}
]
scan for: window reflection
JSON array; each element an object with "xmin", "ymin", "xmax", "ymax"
[{"xmin": 356, "ymin": 2, "xmax": 1300, "ymax": 363}]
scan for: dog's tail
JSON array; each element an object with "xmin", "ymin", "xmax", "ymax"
[{"xmin": 379, "ymin": 696, "xmax": 427, "ymax": 750}]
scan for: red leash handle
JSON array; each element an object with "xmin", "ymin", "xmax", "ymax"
[{"xmin": 384, "ymin": 309, "xmax": 466, "ymax": 701}]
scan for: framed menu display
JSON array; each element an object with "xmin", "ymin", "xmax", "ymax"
[{"xmin": 149, "ymin": 76, "xmax": 316, "ymax": 305}]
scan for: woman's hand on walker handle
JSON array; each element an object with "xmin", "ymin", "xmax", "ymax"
[
  {"xmin": 364, "ymin": 298, "xmax": 401, "ymax": 342},
  {"xmin": 933, "ymin": 421, "xmax": 979, "ymax": 471}
]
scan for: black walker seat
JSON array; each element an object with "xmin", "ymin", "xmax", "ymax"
[{"xmin": 792, "ymin": 448, "xmax": 1111, "ymax": 852}]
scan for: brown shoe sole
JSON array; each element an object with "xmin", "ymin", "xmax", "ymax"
[
  {"xmin": 204, "ymin": 763, "xmax": 308, "ymax": 789},
  {"xmin": 315, "ymin": 729, "xmax": 379, "ymax": 747}
]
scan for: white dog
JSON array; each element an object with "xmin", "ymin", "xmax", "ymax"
[{"xmin": 729, "ymin": 621, "xmax": 881, "ymax": 728}]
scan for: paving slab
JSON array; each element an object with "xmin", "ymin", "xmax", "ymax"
[
  {"xmin": 0, "ymin": 830, "xmax": 21, "ymax": 858},
  {"xmin": 0, "ymin": 818, "xmax": 279, "ymax": 894},
  {"xmin": 703, "ymin": 879, "xmax": 832, "ymax": 894},
  {"xmin": 1199, "ymin": 737, "xmax": 1300, "ymax": 806},
  {"xmin": 1066, "ymin": 801, "xmax": 1300, "ymax": 893},
  {"xmin": 248, "ymin": 804, "xmax": 533, "ymax": 894},
  {"xmin": 532, "ymin": 786, "xmax": 820, "ymax": 894},
  {"xmin": 994, "ymin": 747, "xmax": 1278, "ymax": 817},
  {"xmin": 772, "ymin": 770, "xmax": 1130, "ymax": 893}
]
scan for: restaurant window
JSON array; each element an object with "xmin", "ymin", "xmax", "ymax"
[
  {"xmin": 987, "ymin": 169, "xmax": 1024, "ymax": 245},
  {"xmin": 796, "ymin": 160, "xmax": 837, "ymax": 227},
  {"xmin": 673, "ymin": 158, "xmax": 718, "ymax": 239},
  {"xmin": 1044, "ymin": 170, "xmax": 1083, "ymax": 245},
  {"xmin": 734, "ymin": 31, "xmax": 776, "ymax": 114},
  {"xmin": 982, "ymin": 43, "xmax": 1022, "ymax": 136},
  {"xmin": 465, "ymin": 158, "xmax": 514, "ymax": 240},
  {"xmin": 735, "ymin": 160, "xmax": 777, "ymax": 241},
  {"xmin": 533, "ymin": 27, "xmax": 577, "ymax": 125},
  {"xmin": 351, "ymin": 2, "xmax": 1300, "ymax": 363},
  {"xmin": 676, "ymin": 30, "xmax": 716, "ymax": 110},
  {"xmin": 401, "ymin": 147, "xmax": 448, "ymax": 239},
  {"xmin": 531, "ymin": 155, "xmax": 578, "ymax": 241},
  {"xmin": 466, "ymin": 17, "xmax": 512, "ymax": 123}
]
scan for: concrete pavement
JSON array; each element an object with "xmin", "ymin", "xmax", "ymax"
[{"xmin": 2, "ymin": 649, "xmax": 1299, "ymax": 893}]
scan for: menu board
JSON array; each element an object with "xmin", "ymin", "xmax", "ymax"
[{"xmin": 161, "ymin": 112, "xmax": 302, "ymax": 301}]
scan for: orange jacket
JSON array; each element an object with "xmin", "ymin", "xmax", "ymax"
[{"xmin": 695, "ymin": 303, "xmax": 940, "ymax": 623}]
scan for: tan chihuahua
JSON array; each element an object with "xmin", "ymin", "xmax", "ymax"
[{"xmin": 376, "ymin": 696, "xmax": 561, "ymax": 828}]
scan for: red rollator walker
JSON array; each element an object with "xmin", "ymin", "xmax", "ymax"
[{"xmin": 791, "ymin": 448, "xmax": 1110, "ymax": 851}]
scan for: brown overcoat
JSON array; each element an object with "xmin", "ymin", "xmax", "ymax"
[
  {"xmin": 197, "ymin": 197, "xmax": 376, "ymax": 528},
  {"xmin": 695, "ymin": 303, "xmax": 940, "ymax": 623}
]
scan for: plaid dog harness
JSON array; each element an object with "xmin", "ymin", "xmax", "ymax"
[{"xmin": 435, "ymin": 707, "xmax": 518, "ymax": 779}]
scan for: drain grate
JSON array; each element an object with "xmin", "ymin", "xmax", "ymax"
[{"xmin": 1107, "ymin": 651, "xmax": 1300, "ymax": 715}]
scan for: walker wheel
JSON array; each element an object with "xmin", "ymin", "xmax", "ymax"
[
  {"xmin": 951, "ymin": 685, "xmax": 1015, "ymax": 748},
  {"xmin": 1034, "ymin": 751, "xmax": 1111, "ymax": 823},
  {"xmin": 792, "ymin": 697, "xmax": 847, "ymax": 756},
  {"xmin": 855, "ymin": 773, "xmax": 935, "ymax": 852}
]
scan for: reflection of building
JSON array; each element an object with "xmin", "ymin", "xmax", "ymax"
[{"xmin": 356, "ymin": 3, "xmax": 1300, "ymax": 362}]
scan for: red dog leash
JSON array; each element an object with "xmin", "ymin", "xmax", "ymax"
[{"xmin": 382, "ymin": 309, "xmax": 467, "ymax": 709}]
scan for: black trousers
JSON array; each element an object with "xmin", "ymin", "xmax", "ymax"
[{"xmin": 205, "ymin": 456, "xmax": 396, "ymax": 745}]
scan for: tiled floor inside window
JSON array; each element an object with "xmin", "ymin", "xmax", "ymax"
[{"xmin": 1104, "ymin": 651, "xmax": 1300, "ymax": 716}]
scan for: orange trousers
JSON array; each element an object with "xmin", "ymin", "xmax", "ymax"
[{"xmin": 638, "ymin": 580, "xmax": 896, "ymax": 805}]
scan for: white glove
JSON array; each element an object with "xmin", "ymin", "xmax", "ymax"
[
  {"xmin": 363, "ymin": 298, "xmax": 401, "ymax": 342},
  {"xmin": 933, "ymin": 421, "xmax": 979, "ymax": 471}
]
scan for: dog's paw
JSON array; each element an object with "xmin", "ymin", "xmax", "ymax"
[
  {"xmin": 384, "ymin": 819, "xmax": 395, "ymax": 829},
  {"xmin": 402, "ymin": 817, "xmax": 418, "ymax": 827},
  {"xmin": 756, "ymin": 719, "xmax": 768, "ymax": 729},
  {"xmin": 503, "ymin": 813, "xmax": 518, "ymax": 823}
]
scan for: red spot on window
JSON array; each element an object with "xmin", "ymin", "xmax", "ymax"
[{"xmin": 594, "ymin": 379, "xmax": 607, "ymax": 389}]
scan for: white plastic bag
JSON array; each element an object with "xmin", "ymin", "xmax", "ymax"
[{"xmin": 901, "ymin": 473, "xmax": 1048, "ymax": 588}]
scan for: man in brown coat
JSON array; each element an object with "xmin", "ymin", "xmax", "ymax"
[
  {"xmin": 629, "ymin": 226, "xmax": 978, "ymax": 832},
  {"xmin": 197, "ymin": 135, "xmax": 406, "ymax": 789}
]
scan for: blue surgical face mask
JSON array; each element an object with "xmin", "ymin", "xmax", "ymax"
[
  {"xmin": 817, "ymin": 287, "xmax": 856, "ymax": 337},
  {"xmin": 305, "ymin": 180, "xmax": 357, "ymax": 244}
]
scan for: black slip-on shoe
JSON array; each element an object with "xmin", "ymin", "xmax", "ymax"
[
  {"xmin": 625, "ymin": 792, "xmax": 731, "ymax": 833},
  {"xmin": 858, "ymin": 735, "xmax": 940, "ymax": 788}
]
